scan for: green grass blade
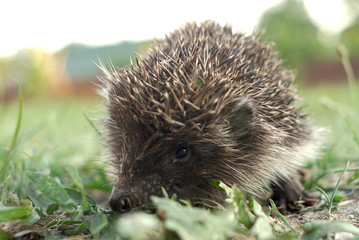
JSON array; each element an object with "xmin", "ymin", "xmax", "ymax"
[
  {"xmin": 6, "ymin": 87, "xmax": 23, "ymax": 160},
  {"xmin": 1, "ymin": 87, "xmax": 23, "ymax": 177},
  {"xmin": 328, "ymin": 161, "xmax": 350, "ymax": 218},
  {"xmin": 314, "ymin": 186, "xmax": 330, "ymax": 205},
  {"xmin": 269, "ymin": 199, "xmax": 298, "ymax": 234},
  {"xmin": 337, "ymin": 44, "xmax": 357, "ymax": 104},
  {"xmin": 83, "ymin": 112, "xmax": 101, "ymax": 136},
  {"xmin": 309, "ymin": 167, "xmax": 359, "ymax": 187}
]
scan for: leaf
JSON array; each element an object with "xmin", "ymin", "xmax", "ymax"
[
  {"xmin": 65, "ymin": 224, "xmax": 86, "ymax": 235},
  {"xmin": 208, "ymin": 179, "xmax": 233, "ymax": 198},
  {"xmin": 65, "ymin": 188, "xmax": 97, "ymax": 206},
  {"xmin": 28, "ymin": 192, "xmax": 58, "ymax": 215},
  {"xmin": 208, "ymin": 179, "xmax": 223, "ymax": 190},
  {"xmin": 333, "ymin": 195, "xmax": 344, "ymax": 202},
  {"xmin": 250, "ymin": 217, "xmax": 275, "ymax": 240},
  {"xmin": 115, "ymin": 212, "xmax": 160, "ymax": 239},
  {"xmin": 219, "ymin": 182, "xmax": 233, "ymax": 198},
  {"xmin": 347, "ymin": 170, "xmax": 359, "ymax": 184},
  {"xmin": 248, "ymin": 199, "xmax": 265, "ymax": 217},
  {"xmin": 19, "ymin": 207, "xmax": 41, "ymax": 225},
  {"xmin": 152, "ymin": 197, "xmax": 237, "ymax": 240},
  {"xmin": 46, "ymin": 203, "xmax": 59, "ymax": 215},
  {"xmin": 0, "ymin": 206, "xmax": 33, "ymax": 221},
  {"xmin": 246, "ymin": 199, "xmax": 276, "ymax": 240},
  {"xmin": 27, "ymin": 172, "xmax": 77, "ymax": 211},
  {"xmin": 231, "ymin": 187, "xmax": 255, "ymax": 229},
  {"xmin": 84, "ymin": 211, "xmax": 108, "ymax": 235},
  {"xmin": 301, "ymin": 221, "xmax": 359, "ymax": 240},
  {"xmin": 82, "ymin": 166, "xmax": 112, "ymax": 192},
  {"xmin": 161, "ymin": 187, "xmax": 169, "ymax": 198},
  {"xmin": 0, "ymin": 228, "xmax": 10, "ymax": 240},
  {"xmin": 66, "ymin": 166, "xmax": 91, "ymax": 211},
  {"xmin": 13, "ymin": 230, "xmax": 38, "ymax": 238}
]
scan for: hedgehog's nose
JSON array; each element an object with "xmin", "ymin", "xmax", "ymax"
[{"xmin": 109, "ymin": 186, "xmax": 132, "ymax": 213}]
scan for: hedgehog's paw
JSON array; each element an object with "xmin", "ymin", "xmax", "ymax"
[{"xmin": 270, "ymin": 174, "xmax": 318, "ymax": 213}]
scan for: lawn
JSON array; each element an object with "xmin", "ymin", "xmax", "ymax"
[{"xmin": 0, "ymin": 82, "xmax": 358, "ymax": 239}]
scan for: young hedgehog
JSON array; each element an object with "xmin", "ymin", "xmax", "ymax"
[{"xmin": 100, "ymin": 21, "xmax": 321, "ymax": 213}]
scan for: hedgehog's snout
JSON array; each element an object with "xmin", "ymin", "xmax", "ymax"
[{"xmin": 109, "ymin": 186, "xmax": 133, "ymax": 213}]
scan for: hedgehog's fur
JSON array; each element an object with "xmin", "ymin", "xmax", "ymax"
[{"xmin": 101, "ymin": 21, "xmax": 321, "ymax": 211}]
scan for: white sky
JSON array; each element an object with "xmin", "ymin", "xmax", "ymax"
[{"xmin": 0, "ymin": 0, "xmax": 352, "ymax": 57}]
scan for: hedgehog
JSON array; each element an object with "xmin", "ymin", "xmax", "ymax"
[{"xmin": 100, "ymin": 20, "xmax": 322, "ymax": 213}]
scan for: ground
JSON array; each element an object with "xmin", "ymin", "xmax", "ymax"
[{"xmin": 0, "ymin": 83, "xmax": 359, "ymax": 239}]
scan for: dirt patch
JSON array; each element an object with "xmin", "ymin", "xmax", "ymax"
[{"xmin": 286, "ymin": 197, "xmax": 359, "ymax": 227}]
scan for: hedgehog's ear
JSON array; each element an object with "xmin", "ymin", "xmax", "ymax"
[{"xmin": 228, "ymin": 98, "xmax": 255, "ymax": 137}]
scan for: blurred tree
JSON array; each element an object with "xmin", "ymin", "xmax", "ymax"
[
  {"xmin": 258, "ymin": 0, "xmax": 329, "ymax": 78},
  {"xmin": 345, "ymin": 0, "xmax": 359, "ymax": 18},
  {"xmin": 0, "ymin": 49, "xmax": 62, "ymax": 98},
  {"xmin": 341, "ymin": 18, "xmax": 359, "ymax": 57},
  {"xmin": 14, "ymin": 49, "xmax": 51, "ymax": 97},
  {"xmin": 0, "ymin": 58, "xmax": 12, "ymax": 92},
  {"xmin": 341, "ymin": 0, "xmax": 359, "ymax": 57}
]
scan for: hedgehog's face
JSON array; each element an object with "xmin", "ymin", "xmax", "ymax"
[
  {"xmin": 108, "ymin": 133, "xmax": 230, "ymax": 213},
  {"xmin": 107, "ymin": 98, "xmax": 256, "ymax": 213},
  {"xmin": 108, "ymin": 106, "xmax": 256, "ymax": 213}
]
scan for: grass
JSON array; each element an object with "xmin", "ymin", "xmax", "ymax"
[{"xmin": 1, "ymin": 78, "xmax": 359, "ymax": 238}]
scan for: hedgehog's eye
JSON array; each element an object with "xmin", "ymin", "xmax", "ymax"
[
  {"xmin": 175, "ymin": 147, "xmax": 188, "ymax": 158},
  {"xmin": 173, "ymin": 146, "xmax": 191, "ymax": 163}
]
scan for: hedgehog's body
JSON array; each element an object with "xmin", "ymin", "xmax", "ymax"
[{"xmin": 102, "ymin": 21, "xmax": 321, "ymax": 213}]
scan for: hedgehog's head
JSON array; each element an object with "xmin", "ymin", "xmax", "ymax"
[
  {"xmin": 98, "ymin": 21, "xmax": 277, "ymax": 212},
  {"xmin": 100, "ymin": 57, "xmax": 259, "ymax": 213}
]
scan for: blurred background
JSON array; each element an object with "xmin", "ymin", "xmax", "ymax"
[
  {"xmin": 0, "ymin": 0, "xmax": 358, "ymax": 178},
  {"xmin": 1, "ymin": 0, "xmax": 358, "ymax": 98}
]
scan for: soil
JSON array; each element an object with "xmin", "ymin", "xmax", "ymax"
[{"xmin": 286, "ymin": 197, "xmax": 359, "ymax": 227}]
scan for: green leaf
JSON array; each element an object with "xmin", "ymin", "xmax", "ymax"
[
  {"xmin": 0, "ymin": 228, "xmax": 10, "ymax": 240},
  {"xmin": 249, "ymin": 217, "xmax": 275, "ymax": 240},
  {"xmin": 19, "ymin": 205, "xmax": 41, "ymax": 225},
  {"xmin": 247, "ymin": 199, "xmax": 276, "ymax": 240},
  {"xmin": 65, "ymin": 224, "xmax": 86, "ymax": 235},
  {"xmin": 115, "ymin": 212, "xmax": 160, "ymax": 239},
  {"xmin": 219, "ymin": 182, "xmax": 233, "ymax": 198},
  {"xmin": 84, "ymin": 211, "xmax": 108, "ymax": 235},
  {"xmin": 333, "ymin": 195, "xmax": 344, "ymax": 202},
  {"xmin": 13, "ymin": 230, "xmax": 38, "ymax": 238},
  {"xmin": 46, "ymin": 203, "xmax": 59, "ymax": 215},
  {"xmin": 208, "ymin": 180, "xmax": 233, "ymax": 198},
  {"xmin": 347, "ymin": 170, "xmax": 359, "ymax": 184},
  {"xmin": 66, "ymin": 166, "xmax": 83, "ymax": 187},
  {"xmin": 27, "ymin": 172, "xmax": 77, "ymax": 211},
  {"xmin": 0, "ymin": 206, "xmax": 33, "ymax": 221},
  {"xmin": 152, "ymin": 197, "xmax": 237, "ymax": 240},
  {"xmin": 301, "ymin": 221, "xmax": 359, "ymax": 240},
  {"xmin": 65, "ymin": 188, "xmax": 97, "ymax": 206},
  {"xmin": 248, "ymin": 199, "xmax": 265, "ymax": 217},
  {"xmin": 231, "ymin": 187, "xmax": 255, "ymax": 228},
  {"xmin": 82, "ymin": 166, "xmax": 112, "ymax": 192},
  {"xmin": 28, "ymin": 192, "xmax": 58, "ymax": 216},
  {"xmin": 66, "ymin": 166, "xmax": 92, "ymax": 211},
  {"xmin": 208, "ymin": 179, "xmax": 223, "ymax": 190}
]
